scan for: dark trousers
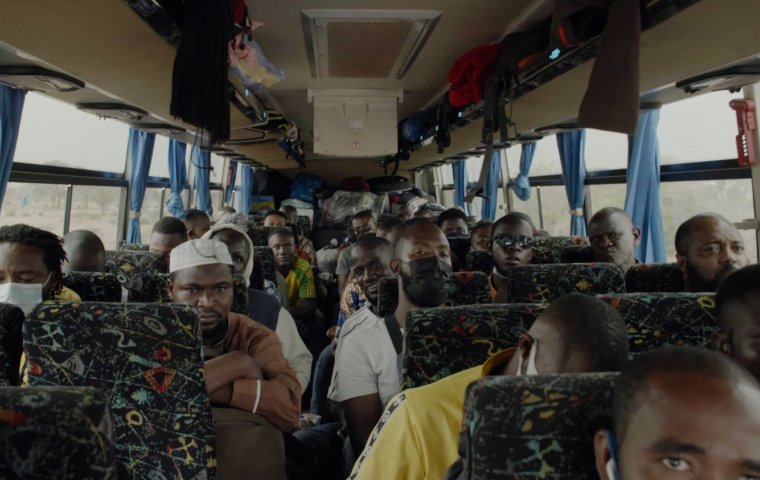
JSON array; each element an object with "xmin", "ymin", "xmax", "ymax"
[
  {"xmin": 295, "ymin": 315, "xmax": 328, "ymax": 408},
  {"xmin": 286, "ymin": 423, "xmax": 353, "ymax": 480}
]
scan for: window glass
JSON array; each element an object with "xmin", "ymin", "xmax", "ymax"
[
  {"xmin": 441, "ymin": 190, "xmax": 454, "ymax": 208},
  {"xmin": 69, "ymin": 186, "xmax": 123, "ymax": 249},
  {"xmin": 510, "ymin": 187, "xmax": 541, "ymax": 229},
  {"xmin": 588, "ymin": 184, "xmax": 627, "ymax": 213},
  {"xmin": 209, "ymin": 154, "xmax": 225, "ymax": 185},
  {"xmin": 0, "ymin": 182, "xmax": 67, "ymax": 235},
  {"xmin": 536, "ymin": 185, "xmax": 570, "ymax": 236},
  {"xmin": 149, "ymin": 136, "xmax": 170, "ymax": 179},
  {"xmin": 13, "ymin": 92, "xmax": 129, "ymax": 173},
  {"xmin": 139, "ymin": 188, "xmax": 165, "ymax": 243},
  {"xmin": 584, "ymin": 129, "xmax": 628, "ymax": 172},
  {"xmin": 659, "ymin": 90, "xmax": 743, "ymax": 165},
  {"xmin": 440, "ymin": 164, "xmax": 454, "ymax": 185},
  {"xmin": 660, "ymin": 179, "xmax": 756, "ymax": 261},
  {"xmin": 525, "ymin": 136, "xmax": 562, "ymax": 177}
]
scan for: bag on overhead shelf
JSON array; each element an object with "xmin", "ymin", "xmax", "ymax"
[
  {"xmin": 320, "ymin": 191, "xmax": 389, "ymax": 225},
  {"xmin": 290, "ymin": 173, "xmax": 327, "ymax": 206}
]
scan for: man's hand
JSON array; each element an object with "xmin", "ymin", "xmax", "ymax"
[{"xmin": 204, "ymin": 351, "xmax": 263, "ymax": 394}]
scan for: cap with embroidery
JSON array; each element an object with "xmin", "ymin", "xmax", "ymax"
[{"xmin": 169, "ymin": 239, "xmax": 233, "ymax": 274}]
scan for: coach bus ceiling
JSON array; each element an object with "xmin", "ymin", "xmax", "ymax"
[{"xmin": 0, "ymin": 0, "xmax": 758, "ymax": 177}]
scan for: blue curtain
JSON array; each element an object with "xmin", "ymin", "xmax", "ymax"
[
  {"xmin": 126, "ymin": 128, "xmax": 156, "ymax": 243},
  {"xmin": 557, "ymin": 130, "xmax": 588, "ymax": 236},
  {"xmin": 235, "ymin": 164, "xmax": 253, "ymax": 217},
  {"xmin": 0, "ymin": 86, "xmax": 26, "ymax": 212},
  {"xmin": 481, "ymin": 149, "xmax": 502, "ymax": 221},
  {"xmin": 452, "ymin": 160, "xmax": 469, "ymax": 214},
  {"xmin": 225, "ymin": 160, "xmax": 238, "ymax": 205},
  {"xmin": 509, "ymin": 142, "xmax": 537, "ymax": 201},
  {"xmin": 165, "ymin": 139, "xmax": 187, "ymax": 217},
  {"xmin": 192, "ymin": 146, "xmax": 213, "ymax": 215},
  {"xmin": 625, "ymin": 110, "xmax": 666, "ymax": 262}
]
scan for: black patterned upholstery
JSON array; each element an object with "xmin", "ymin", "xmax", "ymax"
[
  {"xmin": 600, "ymin": 292, "xmax": 718, "ymax": 355},
  {"xmin": 249, "ymin": 225, "xmax": 272, "ymax": 247},
  {"xmin": 376, "ymin": 271, "xmax": 494, "ymax": 317},
  {"xmin": 252, "ymin": 246, "xmax": 277, "ymax": 291},
  {"xmin": 453, "ymin": 373, "xmax": 616, "ymax": 479},
  {"xmin": 0, "ymin": 304, "xmax": 24, "ymax": 386},
  {"xmin": 0, "ymin": 386, "xmax": 117, "ymax": 479},
  {"xmin": 62, "ymin": 272, "xmax": 122, "ymax": 302},
  {"xmin": 295, "ymin": 216, "xmax": 312, "ymax": 240},
  {"xmin": 560, "ymin": 245, "xmax": 595, "ymax": 263},
  {"xmin": 531, "ymin": 236, "xmax": 589, "ymax": 264},
  {"xmin": 625, "ymin": 263, "xmax": 684, "ymax": 292},
  {"xmin": 402, "ymin": 303, "xmax": 544, "ymax": 389},
  {"xmin": 105, "ymin": 250, "xmax": 166, "ymax": 276},
  {"xmin": 505, "ymin": 263, "xmax": 625, "ymax": 304},
  {"xmin": 119, "ymin": 243, "xmax": 149, "ymax": 252},
  {"xmin": 23, "ymin": 302, "xmax": 215, "ymax": 479},
  {"xmin": 464, "ymin": 250, "xmax": 493, "ymax": 275},
  {"xmin": 120, "ymin": 272, "xmax": 249, "ymax": 313}
]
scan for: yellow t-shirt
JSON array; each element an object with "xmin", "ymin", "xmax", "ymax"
[
  {"xmin": 350, "ymin": 349, "xmax": 515, "ymax": 480},
  {"xmin": 284, "ymin": 257, "xmax": 316, "ymax": 307},
  {"xmin": 55, "ymin": 286, "xmax": 81, "ymax": 302}
]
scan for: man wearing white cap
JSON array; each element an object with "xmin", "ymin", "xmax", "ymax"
[
  {"xmin": 202, "ymin": 222, "xmax": 313, "ymax": 393},
  {"xmin": 168, "ymin": 239, "xmax": 301, "ymax": 479}
]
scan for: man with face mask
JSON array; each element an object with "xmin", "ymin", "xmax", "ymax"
[
  {"xmin": 490, "ymin": 213, "xmax": 535, "ymax": 302},
  {"xmin": 0, "ymin": 224, "xmax": 81, "ymax": 314},
  {"xmin": 349, "ymin": 293, "xmax": 629, "ymax": 480},
  {"xmin": 329, "ymin": 220, "xmax": 453, "ymax": 458},
  {"xmin": 675, "ymin": 213, "xmax": 750, "ymax": 292}
]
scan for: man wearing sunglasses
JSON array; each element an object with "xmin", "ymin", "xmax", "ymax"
[{"xmin": 489, "ymin": 213, "xmax": 535, "ymax": 303}]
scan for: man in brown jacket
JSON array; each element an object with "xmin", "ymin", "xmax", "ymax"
[{"xmin": 168, "ymin": 239, "xmax": 301, "ymax": 479}]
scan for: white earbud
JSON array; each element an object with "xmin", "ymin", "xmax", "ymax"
[{"xmin": 605, "ymin": 458, "xmax": 618, "ymax": 480}]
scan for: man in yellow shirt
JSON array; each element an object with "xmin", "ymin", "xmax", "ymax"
[
  {"xmin": 0, "ymin": 224, "xmax": 81, "ymax": 315},
  {"xmin": 349, "ymin": 293, "xmax": 630, "ymax": 480}
]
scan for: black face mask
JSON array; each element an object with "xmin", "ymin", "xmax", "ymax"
[{"xmin": 400, "ymin": 256, "xmax": 453, "ymax": 308}]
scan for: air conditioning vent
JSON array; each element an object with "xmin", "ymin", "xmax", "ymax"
[
  {"xmin": 0, "ymin": 65, "xmax": 84, "ymax": 93},
  {"xmin": 302, "ymin": 9, "xmax": 441, "ymax": 79}
]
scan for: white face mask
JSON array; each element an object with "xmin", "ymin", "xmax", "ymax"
[
  {"xmin": 516, "ymin": 338, "xmax": 539, "ymax": 376},
  {"xmin": 0, "ymin": 282, "xmax": 43, "ymax": 315}
]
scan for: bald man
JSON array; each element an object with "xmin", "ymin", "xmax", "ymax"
[
  {"xmin": 595, "ymin": 347, "xmax": 760, "ymax": 479},
  {"xmin": 675, "ymin": 213, "xmax": 750, "ymax": 292},
  {"xmin": 330, "ymin": 220, "xmax": 452, "ymax": 457},
  {"xmin": 587, "ymin": 208, "xmax": 641, "ymax": 273},
  {"xmin": 62, "ymin": 230, "xmax": 106, "ymax": 273}
]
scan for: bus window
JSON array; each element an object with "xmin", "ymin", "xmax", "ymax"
[
  {"xmin": 584, "ymin": 129, "xmax": 628, "ymax": 172},
  {"xmin": 69, "ymin": 186, "xmax": 122, "ymax": 249},
  {"xmin": 588, "ymin": 184, "xmax": 627, "ymax": 213},
  {"xmin": 509, "ymin": 187, "xmax": 541, "ymax": 229},
  {"xmin": 139, "ymin": 188, "xmax": 165, "ymax": 242},
  {"xmin": 534, "ymin": 185, "xmax": 569, "ymax": 236},
  {"xmin": 0, "ymin": 182, "xmax": 67, "ymax": 235}
]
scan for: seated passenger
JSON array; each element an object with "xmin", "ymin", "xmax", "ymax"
[
  {"xmin": 62, "ymin": 229, "xmax": 105, "ymax": 272},
  {"xmin": 489, "ymin": 213, "xmax": 534, "ymax": 302},
  {"xmin": 149, "ymin": 217, "xmax": 188, "ymax": 271},
  {"xmin": 675, "ymin": 213, "xmax": 749, "ymax": 292},
  {"xmin": 351, "ymin": 293, "xmax": 629, "ymax": 480},
  {"xmin": 182, "ymin": 208, "xmax": 211, "ymax": 239},
  {"xmin": 281, "ymin": 205, "xmax": 299, "ymax": 225},
  {"xmin": 375, "ymin": 215, "xmax": 406, "ymax": 247},
  {"xmin": 337, "ymin": 211, "xmax": 377, "ymax": 293},
  {"xmin": 437, "ymin": 208, "xmax": 469, "ymax": 237},
  {"xmin": 594, "ymin": 347, "xmax": 760, "ymax": 480},
  {"xmin": 329, "ymin": 220, "xmax": 452, "ymax": 457},
  {"xmin": 0, "ymin": 224, "xmax": 81, "ymax": 313},
  {"xmin": 168, "ymin": 239, "xmax": 301, "ymax": 478},
  {"xmin": 263, "ymin": 210, "xmax": 288, "ymax": 227},
  {"xmin": 588, "ymin": 207, "xmax": 640, "ymax": 273},
  {"xmin": 212, "ymin": 206, "xmax": 236, "ymax": 224},
  {"xmin": 396, "ymin": 203, "xmax": 414, "ymax": 222},
  {"xmin": 469, "ymin": 220, "xmax": 493, "ymax": 252},
  {"xmin": 203, "ymin": 222, "xmax": 313, "ymax": 392},
  {"xmin": 714, "ymin": 264, "xmax": 760, "ymax": 382}
]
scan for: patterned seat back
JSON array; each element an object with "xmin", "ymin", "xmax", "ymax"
[
  {"xmin": 23, "ymin": 302, "xmax": 215, "ymax": 479},
  {"xmin": 531, "ymin": 236, "xmax": 589, "ymax": 264},
  {"xmin": 625, "ymin": 263, "xmax": 684, "ymax": 292},
  {"xmin": 121, "ymin": 272, "xmax": 249, "ymax": 313},
  {"xmin": 599, "ymin": 292, "xmax": 717, "ymax": 355},
  {"xmin": 402, "ymin": 303, "xmax": 543, "ymax": 388},
  {"xmin": 0, "ymin": 304, "xmax": 24, "ymax": 386},
  {"xmin": 295, "ymin": 216, "xmax": 312, "ymax": 239},
  {"xmin": 464, "ymin": 250, "xmax": 493, "ymax": 275},
  {"xmin": 560, "ymin": 245, "xmax": 595, "ymax": 263},
  {"xmin": 0, "ymin": 386, "xmax": 117, "ymax": 479},
  {"xmin": 105, "ymin": 250, "xmax": 165, "ymax": 276},
  {"xmin": 448, "ymin": 237, "xmax": 472, "ymax": 272},
  {"xmin": 251, "ymin": 246, "xmax": 277, "ymax": 291},
  {"xmin": 376, "ymin": 272, "xmax": 494, "ymax": 317},
  {"xmin": 506, "ymin": 263, "xmax": 625, "ymax": 304},
  {"xmin": 249, "ymin": 225, "xmax": 273, "ymax": 247},
  {"xmin": 456, "ymin": 373, "xmax": 616, "ymax": 479},
  {"xmin": 62, "ymin": 272, "xmax": 122, "ymax": 302},
  {"xmin": 119, "ymin": 243, "xmax": 149, "ymax": 252}
]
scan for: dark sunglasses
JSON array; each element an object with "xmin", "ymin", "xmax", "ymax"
[{"xmin": 491, "ymin": 234, "xmax": 534, "ymax": 249}]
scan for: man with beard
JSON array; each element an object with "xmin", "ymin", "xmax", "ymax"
[
  {"xmin": 167, "ymin": 239, "xmax": 300, "ymax": 478},
  {"xmin": 489, "ymin": 213, "xmax": 534, "ymax": 303},
  {"xmin": 675, "ymin": 213, "xmax": 749, "ymax": 292},
  {"xmin": 329, "ymin": 221, "xmax": 452, "ymax": 457},
  {"xmin": 588, "ymin": 208, "xmax": 641, "ymax": 273}
]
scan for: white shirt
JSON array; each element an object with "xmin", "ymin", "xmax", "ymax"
[
  {"xmin": 329, "ymin": 305, "xmax": 401, "ymax": 407},
  {"xmin": 274, "ymin": 308, "xmax": 313, "ymax": 392}
]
